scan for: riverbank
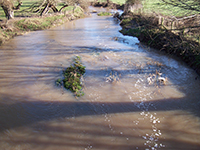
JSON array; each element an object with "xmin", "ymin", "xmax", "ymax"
[
  {"xmin": 0, "ymin": 9, "xmax": 85, "ymax": 45},
  {"xmin": 0, "ymin": 0, "xmax": 124, "ymax": 45},
  {"xmin": 119, "ymin": 12, "xmax": 200, "ymax": 75}
]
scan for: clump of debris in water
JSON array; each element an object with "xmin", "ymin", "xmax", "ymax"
[{"xmin": 56, "ymin": 56, "xmax": 85, "ymax": 97}]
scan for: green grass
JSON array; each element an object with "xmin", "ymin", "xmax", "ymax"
[
  {"xmin": 0, "ymin": 0, "xmax": 83, "ymax": 20},
  {"xmin": 143, "ymin": 0, "xmax": 199, "ymax": 17},
  {"xmin": 14, "ymin": 14, "xmax": 66, "ymax": 31},
  {"xmin": 0, "ymin": 0, "xmax": 41, "ymax": 19},
  {"xmin": 110, "ymin": 0, "xmax": 126, "ymax": 5},
  {"xmin": 92, "ymin": 0, "xmax": 199, "ymax": 17},
  {"xmin": 97, "ymin": 12, "xmax": 112, "ymax": 16}
]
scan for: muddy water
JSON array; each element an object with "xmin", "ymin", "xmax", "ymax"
[{"xmin": 0, "ymin": 10, "xmax": 200, "ymax": 150}]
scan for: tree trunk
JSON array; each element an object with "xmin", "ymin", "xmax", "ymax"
[
  {"xmin": 40, "ymin": 1, "xmax": 59, "ymax": 16},
  {"xmin": 40, "ymin": 3, "xmax": 50, "ymax": 16},
  {"xmin": 50, "ymin": 5, "xmax": 58, "ymax": 13},
  {"xmin": 0, "ymin": 0, "xmax": 22, "ymax": 19},
  {"xmin": 59, "ymin": 4, "xmax": 68, "ymax": 12},
  {"xmin": 1, "ymin": 6, "xmax": 13, "ymax": 19}
]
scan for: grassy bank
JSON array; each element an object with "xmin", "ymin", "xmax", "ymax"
[
  {"xmin": 0, "ymin": 6, "xmax": 85, "ymax": 45},
  {"xmin": 0, "ymin": 0, "xmax": 124, "ymax": 45}
]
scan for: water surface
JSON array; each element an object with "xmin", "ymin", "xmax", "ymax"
[{"xmin": 0, "ymin": 10, "xmax": 200, "ymax": 150}]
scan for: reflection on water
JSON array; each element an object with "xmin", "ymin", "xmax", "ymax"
[{"xmin": 0, "ymin": 9, "xmax": 200, "ymax": 150}]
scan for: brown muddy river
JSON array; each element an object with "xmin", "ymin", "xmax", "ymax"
[{"xmin": 0, "ymin": 9, "xmax": 200, "ymax": 150}]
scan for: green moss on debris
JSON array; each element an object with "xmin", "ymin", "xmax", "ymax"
[
  {"xmin": 56, "ymin": 56, "xmax": 85, "ymax": 97},
  {"xmin": 97, "ymin": 12, "xmax": 112, "ymax": 16}
]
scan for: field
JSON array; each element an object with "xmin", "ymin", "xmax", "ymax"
[{"xmin": 143, "ymin": 0, "xmax": 199, "ymax": 17}]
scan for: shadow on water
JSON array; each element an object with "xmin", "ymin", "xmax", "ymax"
[
  {"xmin": 0, "ymin": 44, "xmax": 185, "ymax": 79},
  {"xmin": 0, "ymin": 93, "xmax": 200, "ymax": 131},
  {"xmin": 0, "ymin": 95, "xmax": 200, "ymax": 149},
  {"xmin": 0, "ymin": 42, "xmax": 199, "ymax": 126}
]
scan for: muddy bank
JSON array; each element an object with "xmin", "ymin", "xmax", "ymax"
[{"xmin": 119, "ymin": 12, "xmax": 200, "ymax": 75}]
